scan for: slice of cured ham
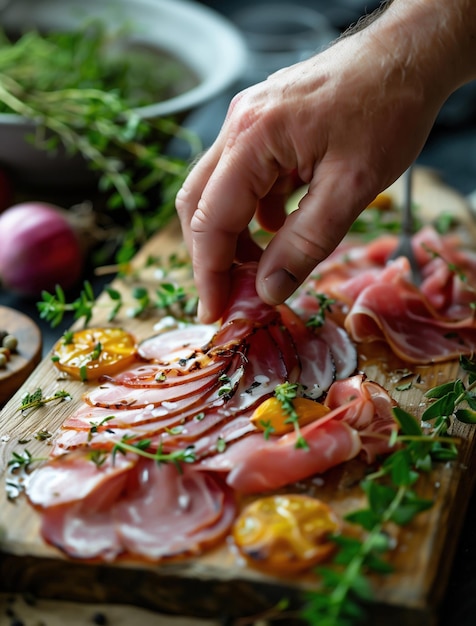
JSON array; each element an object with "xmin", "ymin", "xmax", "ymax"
[
  {"xmin": 27, "ymin": 261, "xmax": 399, "ymax": 564},
  {"xmin": 201, "ymin": 374, "xmax": 397, "ymax": 493},
  {"xmin": 277, "ymin": 305, "xmax": 336, "ymax": 397},
  {"xmin": 345, "ymin": 260, "xmax": 476, "ymax": 363},
  {"xmin": 137, "ymin": 323, "xmax": 217, "ymax": 363},
  {"xmin": 26, "ymin": 452, "xmax": 138, "ymax": 561},
  {"xmin": 26, "ymin": 453, "xmax": 236, "ymax": 562},
  {"xmin": 84, "ymin": 370, "xmax": 221, "ymax": 409},
  {"xmin": 115, "ymin": 461, "xmax": 236, "ymax": 560},
  {"xmin": 204, "ymin": 421, "xmax": 361, "ymax": 494},
  {"xmin": 294, "ymin": 226, "xmax": 476, "ymax": 363}
]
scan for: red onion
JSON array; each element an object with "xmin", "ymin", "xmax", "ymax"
[{"xmin": 0, "ymin": 202, "xmax": 85, "ymax": 297}]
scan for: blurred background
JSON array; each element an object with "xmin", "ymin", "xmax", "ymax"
[{"xmin": 0, "ymin": 2, "xmax": 475, "ymax": 624}]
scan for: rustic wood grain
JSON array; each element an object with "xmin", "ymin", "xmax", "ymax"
[{"xmin": 0, "ymin": 168, "xmax": 475, "ymax": 625}]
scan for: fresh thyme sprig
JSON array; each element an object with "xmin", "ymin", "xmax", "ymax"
[
  {"xmin": 38, "ymin": 281, "xmax": 97, "ymax": 328},
  {"xmin": 299, "ymin": 363, "xmax": 472, "ymax": 626},
  {"xmin": 110, "ymin": 435, "xmax": 196, "ymax": 472},
  {"xmin": 274, "ymin": 382, "xmax": 309, "ymax": 449},
  {"xmin": 88, "ymin": 415, "xmax": 115, "ymax": 442},
  {"xmin": 36, "ymin": 253, "xmax": 198, "ymax": 328},
  {"xmin": 348, "ymin": 207, "xmax": 409, "ymax": 239},
  {"xmin": 8, "ymin": 449, "xmax": 48, "ymax": 472},
  {"xmin": 18, "ymin": 388, "xmax": 72, "ymax": 413},
  {"xmin": 6, "ymin": 448, "xmax": 49, "ymax": 500},
  {"xmin": 300, "ymin": 407, "xmax": 457, "ymax": 625},
  {"xmin": 306, "ymin": 293, "xmax": 336, "ymax": 329},
  {"xmin": 0, "ymin": 22, "xmax": 201, "ymax": 260},
  {"xmin": 37, "ymin": 275, "xmax": 198, "ymax": 328}
]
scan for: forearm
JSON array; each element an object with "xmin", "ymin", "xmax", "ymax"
[{"xmin": 360, "ymin": 0, "xmax": 476, "ymax": 100}]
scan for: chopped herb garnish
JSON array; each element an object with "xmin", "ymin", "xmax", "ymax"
[
  {"xmin": 35, "ymin": 430, "xmax": 53, "ymax": 441},
  {"xmin": 218, "ymin": 374, "xmax": 233, "ymax": 397},
  {"xmin": 305, "ymin": 293, "xmax": 336, "ymax": 328},
  {"xmin": 19, "ymin": 388, "xmax": 72, "ymax": 413},
  {"xmin": 395, "ymin": 381, "xmax": 413, "ymax": 392},
  {"xmin": 62, "ymin": 330, "xmax": 74, "ymax": 345},
  {"xmin": 216, "ymin": 436, "xmax": 226, "ymax": 453},
  {"xmin": 274, "ymin": 382, "xmax": 309, "ymax": 450},
  {"xmin": 165, "ymin": 426, "xmax": 184, "ymax": 435},
  {"xmin": 110, "ymin": 435, "xmax": 195, "ymax": 472}
]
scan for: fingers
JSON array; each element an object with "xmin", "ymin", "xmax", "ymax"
[
  {"xmin": 176, "ymin": 139, "xmax": 281, "ymax": 323},
  {"xmin": 255, "ymin": 170, "xmax": 301, "ymax": 232},
  {"xmin": 176, "ymin": 144, "xmax": 237, "ymax": 324},
  {"xmin": 256, "ymin": 159, "xmax": 377, "ymax": 305},
  {"xmin": 176, "ymin": 146, "xmax": 221, "ymax": 255}
]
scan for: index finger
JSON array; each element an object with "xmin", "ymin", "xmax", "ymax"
[
  {"xmin": 177, "ymin": 145, "xmax": 281, "ymax": 323},
  {"xmin": 192, "ymin": 156, "xmax": 279, "ymax": 323}
]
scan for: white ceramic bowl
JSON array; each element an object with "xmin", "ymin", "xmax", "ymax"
[{"xmin": 0, "ymin": 0, "xmax": 247, "ymax": 187}]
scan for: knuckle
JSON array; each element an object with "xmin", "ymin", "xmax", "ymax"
[
  {"xmin": 174, "ymin": 186, "xmax": 189, "ymax": 217},
  {"xmin": 189, "ymin": 203, "xmax": 210, "ymax": 235},
  {"xmin": 287, "ymin": 213, "xmax": 338, "ymax": 265}
]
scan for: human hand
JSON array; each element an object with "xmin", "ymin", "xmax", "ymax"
[{"xmin": 176, "ymin": 0, "xmax": 476, "ymax": 323}]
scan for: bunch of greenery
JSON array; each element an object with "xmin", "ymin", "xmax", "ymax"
[{"xmin": 0, "ymin": 20, "xmax": 200, "ymax": 262}]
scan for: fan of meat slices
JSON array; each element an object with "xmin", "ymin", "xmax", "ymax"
[
  {"xmin": 293, "ymin": 225, "xmax": 476, "ymax": 363},
  {"xmin": 25, "ymin": 225, "xmax": 476, "ymax": 570}
]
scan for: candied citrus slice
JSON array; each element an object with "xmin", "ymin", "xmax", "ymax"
[
  {"xmin": 233, "ymin": 494, "xmax": 339, "ymax": 574},
  {"xmin": 250, "ymin": 396, "xmax": 330, "ymax": 435},
  {"xmin": 52, "ymin": 327, "xmax": 137, "ymax": 381}
]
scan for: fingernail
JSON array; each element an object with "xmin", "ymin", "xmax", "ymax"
[{"xmin": 261, "ymin": 268, "xmax": 299, "ymax": 304}]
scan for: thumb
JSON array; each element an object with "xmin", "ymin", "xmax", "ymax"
[{"xmin": 255, "ymin": 162, "xmax": 377, "ymax": 304}]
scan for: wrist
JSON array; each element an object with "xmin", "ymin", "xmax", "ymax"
[{"xmin": 365, "ymin": 0, "xmax": 476, "ymax": 103}]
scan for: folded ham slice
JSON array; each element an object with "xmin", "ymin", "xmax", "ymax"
[
  {"xmin": 27, "ymin": 454, "xmax": 235, "ymax": 562},
  {"xmin": 26, "ymin": 261, "xmax": 400, "ymax": 564},
  {"xmin": 201, "ymin": 374, "xmax": 397, "ymax": 493},
  {"xmin": 293, "ymin": 226, "xmax": 476, "ymax": 363}
]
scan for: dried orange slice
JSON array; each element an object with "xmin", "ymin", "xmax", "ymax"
[{"xmin": 52, "ymin": 327, "xmax": 137, "ymax": 381}]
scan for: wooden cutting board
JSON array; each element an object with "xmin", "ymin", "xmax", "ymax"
[{"xmin": 1, "ymin": 167, "xmax": 476, "ymax": 626}]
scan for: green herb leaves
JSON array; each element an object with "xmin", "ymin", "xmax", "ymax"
[
  {"xmin": 110, "ymin": 436, "xmax": 196, "ymax": 473},
  {"xmin": 274, "ymin": 382, "xmax": 309, "ymax": 449},
  {"xmin": 18, "ymin": 388, "xmax": 72, "ymax": 413},
  {"xmin": 300, "ymin": 362, "xmax": 472, "ymax": 626},
  {"xmin": 37, "ymin": 256, "xmax": 198, "ymax": 328},
  {"xmin": 0, "ymin": 21, "xmax": 201, "ymax": 262}
]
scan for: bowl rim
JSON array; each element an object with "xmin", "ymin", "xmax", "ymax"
[{"xmin": 0, "ymin": 0, "xmax": 248, "ymax": 124}]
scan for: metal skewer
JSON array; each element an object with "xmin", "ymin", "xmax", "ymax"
[{"xmin": 388, "ymin": 165, "xmax": 422, "ymax": 285}]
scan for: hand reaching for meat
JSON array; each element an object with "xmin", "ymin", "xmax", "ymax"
[{"xmin": 176, "ymin": 0, "xmax": 476, "ymax": 323}]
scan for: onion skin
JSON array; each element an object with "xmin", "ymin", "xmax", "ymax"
[{"xmin": 0, "ymin": 202, "xmax": 84, "ymax": 297}]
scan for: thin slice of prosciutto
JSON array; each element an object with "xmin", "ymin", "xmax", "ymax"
[
  {"xmin": 200, "ymin": 374, "xmax": 397, "ymax": 493},
  {"xmin": 26, "ymin": 261, "xmax": 400, "ymax": 564},
  {"xmin": 27, "ymin": 456, "xmax": 235, "ymax": 562},
  {"xmin": 292, "ymin": 226, "xmax": 476, "ymax": 363}
]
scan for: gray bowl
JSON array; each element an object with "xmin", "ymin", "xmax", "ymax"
[{"xmin": 0, "ymin": 0, "xmax": 247, "ymax": 187}]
